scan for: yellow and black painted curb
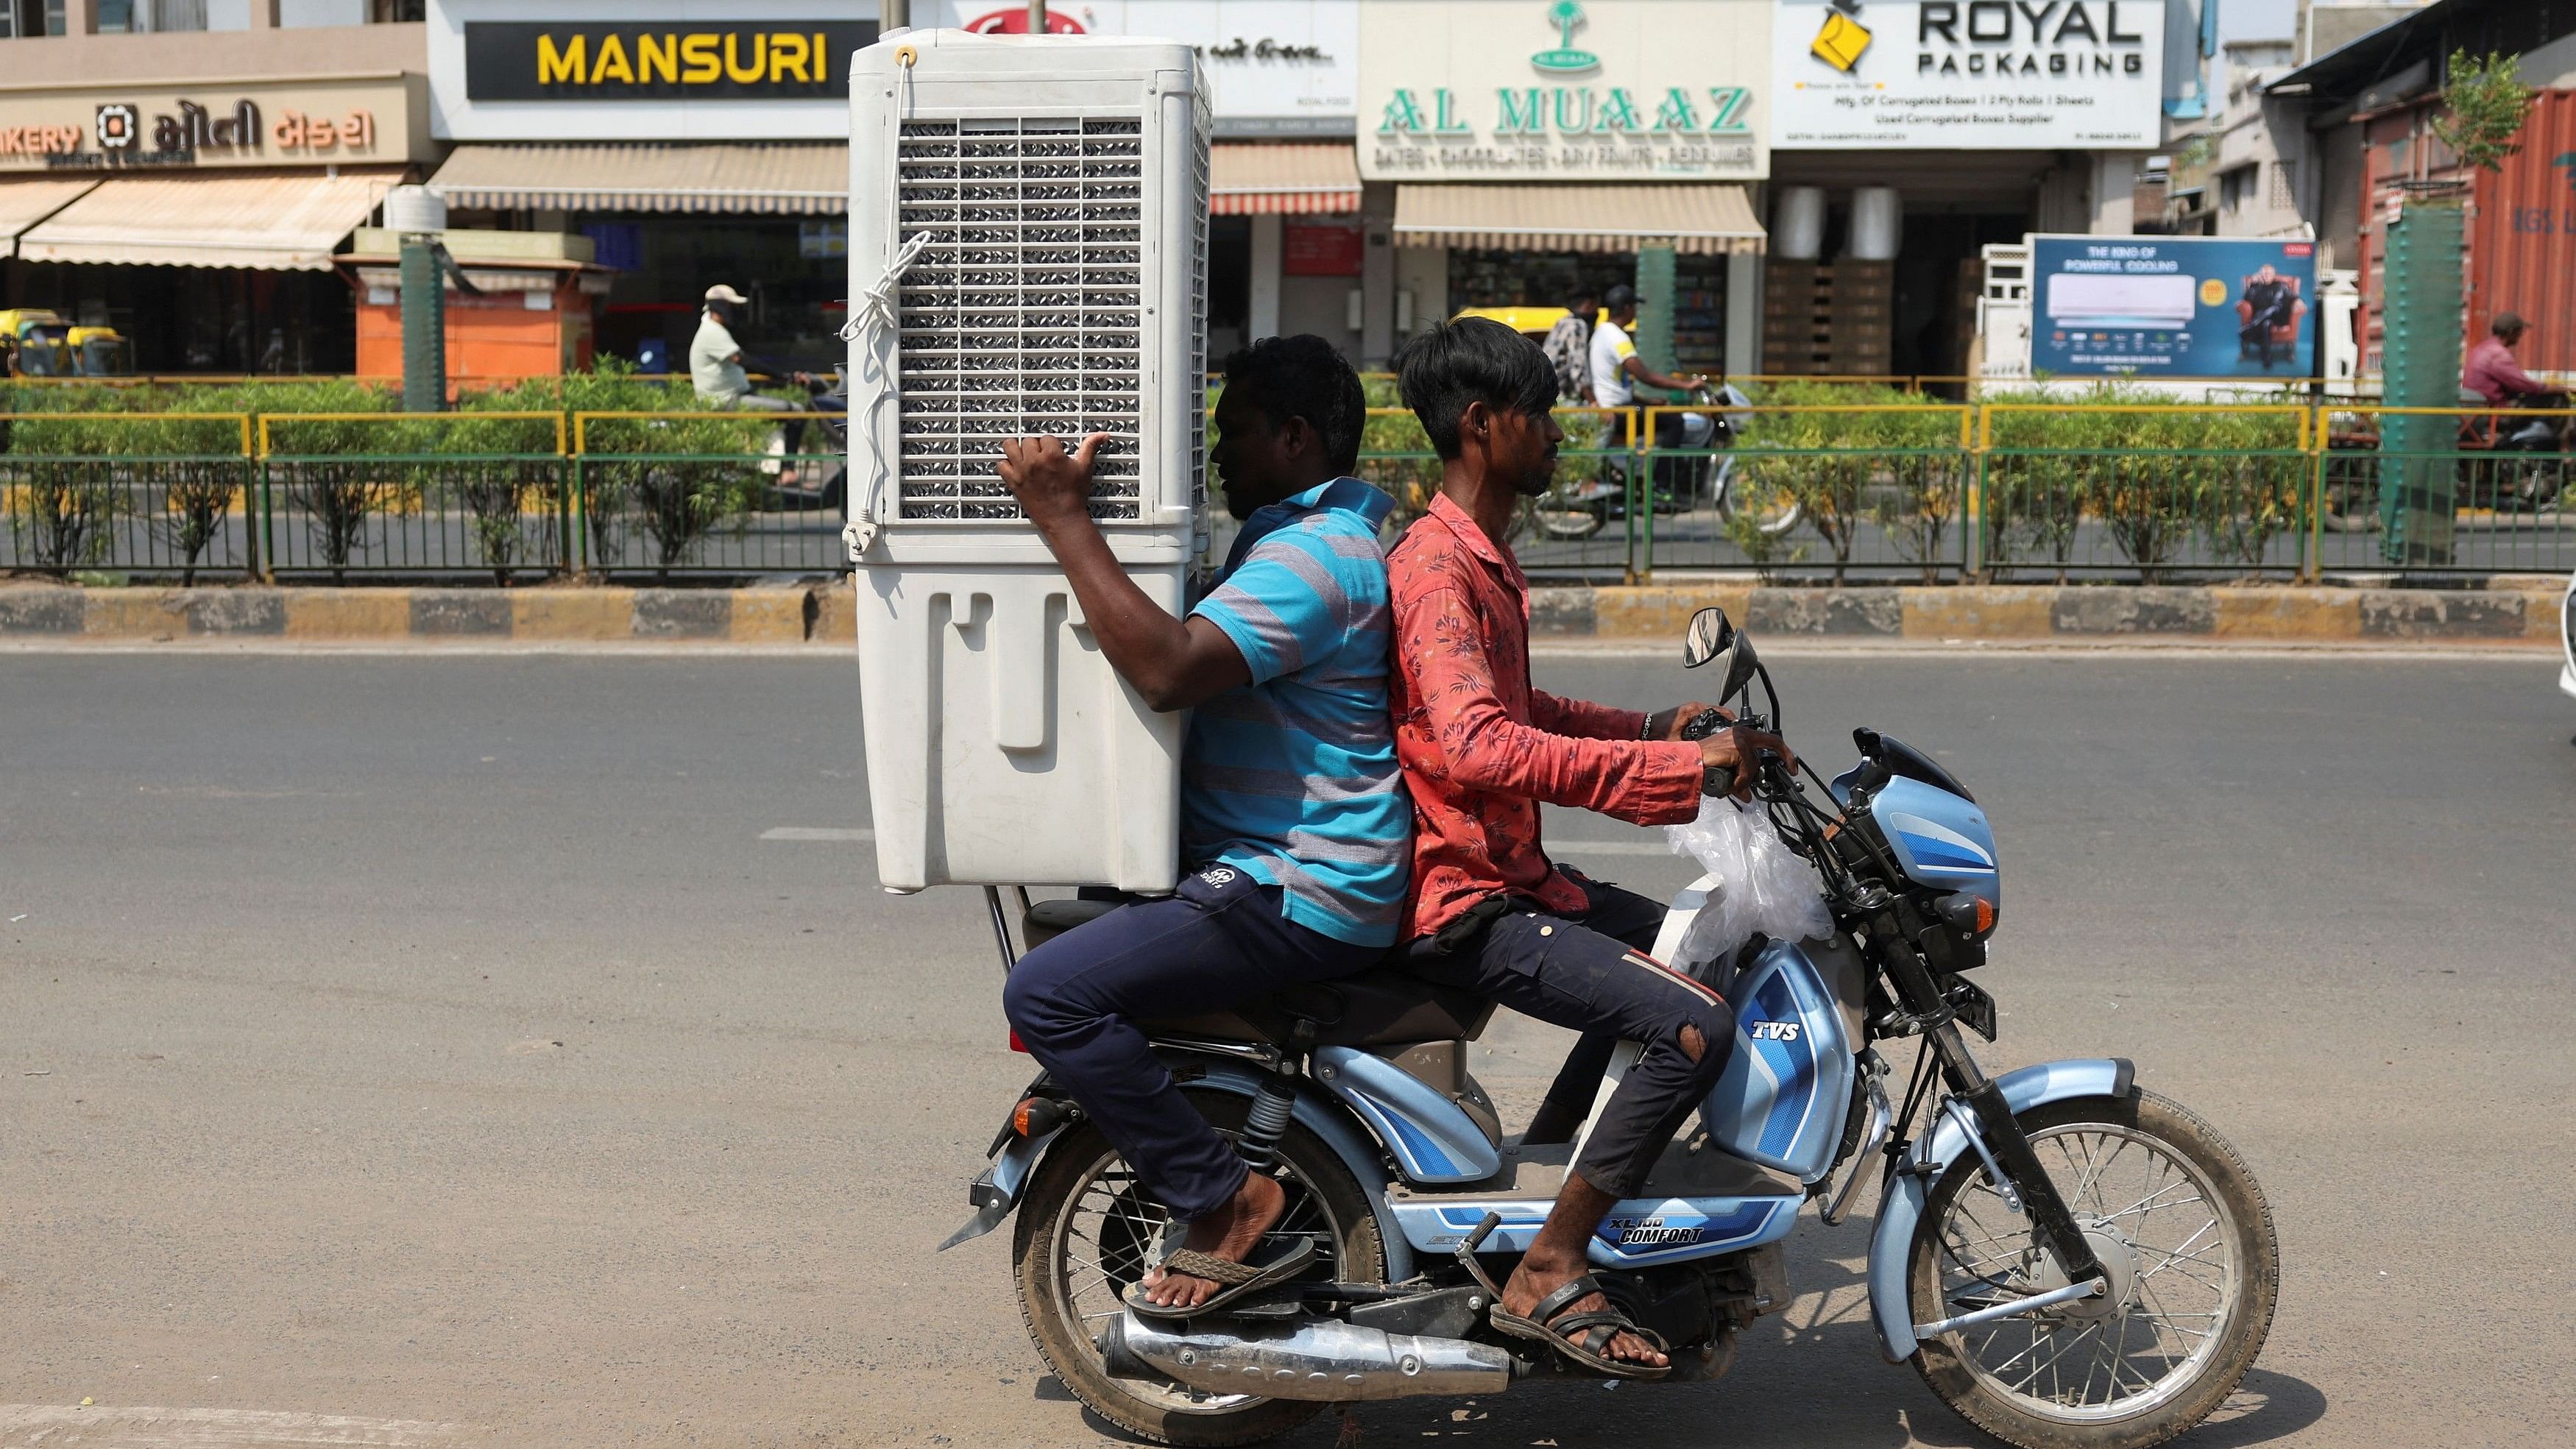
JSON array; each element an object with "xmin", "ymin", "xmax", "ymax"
[{"xmin": 0, "ymin": 579, "xmax": 2563, "ymax": 647}]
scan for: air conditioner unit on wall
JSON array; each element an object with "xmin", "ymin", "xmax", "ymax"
[{"xmin": 846, "ymin": 30, "xmax": 1211, "ymax": 893}]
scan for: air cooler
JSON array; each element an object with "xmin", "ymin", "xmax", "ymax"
[{"xmin": 846, "ymin": 30, "xmax": 1210, "ymax": 892}]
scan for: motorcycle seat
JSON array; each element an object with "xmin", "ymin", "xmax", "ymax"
[{"xmin": 1020, "ymin": 897, "xmax": 1493, "ymax": 1049}]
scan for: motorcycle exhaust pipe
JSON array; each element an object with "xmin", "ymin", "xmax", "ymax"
[{"xmin": 1098, "ymin": 1311, "xmax": 1512, "ymax": 1402}]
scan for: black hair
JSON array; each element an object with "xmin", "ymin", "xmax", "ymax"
[
  {"xmin": 1220, "ymin": 335, "xmax": 1367, "ymax": 475},
  {"xmin": 1395, "ymin": 316, "xmax": 1557, "ymax": 461}
]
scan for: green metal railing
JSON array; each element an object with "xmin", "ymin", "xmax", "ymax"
[{"xmin": 7, "ymin": 404, "xmax": 2569, "ymax": 583}]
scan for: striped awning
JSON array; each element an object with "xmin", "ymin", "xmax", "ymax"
[
  {"xmin": 1211, "ymin": 142, "xmax": 1361, "ymax": 216},
  {"xmin": 0, "ymin": 176, "xmax": 101, "ymax": 255},
  {"xmin": 1393, "ymin": 183, "xmax": 1766, "ymax": 255},
  {"xmin": 17, "ymin": 167, "xmax": 406, "ymax": 271},
  {"xmin": 429, "ymin": 143, "xmax": 846, "ymax": 215}
]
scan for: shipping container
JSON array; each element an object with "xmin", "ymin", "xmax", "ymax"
[
  {"xmin": 2354, "ymin": 88, "xmax": 2576, "ymax": 382},
  {"xmin": 2469, "ymin": 89, "xmax": 2576, "ymax": 378}
]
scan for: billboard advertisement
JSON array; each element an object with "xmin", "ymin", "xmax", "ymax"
[
  {"xmin": 2030, "ymin": 234, "xmax": 2316, "ymax": 378},
  {"xmin": 1772, "ymin": 0, "xmax": 2164, "ymax": 150},
  {"xmin": 941, "ymin": 1, "xmax": 1358, "ymax": 135},
  {"xmin": 1358, "ymin": 0, "xmax": 1771, "ymax": 182}
]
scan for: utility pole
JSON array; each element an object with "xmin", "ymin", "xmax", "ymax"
[
  {"xmin": 881, "ymin": 0, "xmax": 907, "ymax": 30},
  {"xmin": 1027, "ymin": 0, "xmax": 1046, "ymax": 32}
]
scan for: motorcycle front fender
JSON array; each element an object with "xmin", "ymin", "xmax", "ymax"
[{"xmin": 1864, "ymin": 1057, "xmax": 2134, "ymax": 1362}]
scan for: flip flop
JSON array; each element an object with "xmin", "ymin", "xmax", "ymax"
[
  {"xmin": 1122, "ymin": 1236, "xmax": 1316, "ymax": 1319},
  {"xmin": 1487, "ymin": 1273, "xmax": 1674, "ymax": 1381}
]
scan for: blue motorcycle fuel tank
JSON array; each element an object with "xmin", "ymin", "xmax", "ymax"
[{"xmin": 1697, "ymin": 938, "xmax": 1856, "ymax": 1183}]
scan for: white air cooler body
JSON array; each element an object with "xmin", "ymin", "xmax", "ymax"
[{"xmin": 847, "ymin": 32, "xmax": 1209, "ymax": 891}]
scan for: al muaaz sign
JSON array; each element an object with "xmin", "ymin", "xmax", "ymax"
[
  {"xmin": 1359, "ymin": 0, "xmax": 1771, "ymax": 182},
  {"xmin": 1772, "ymin": 0, "xmax": 2165, "ymax": 149}
]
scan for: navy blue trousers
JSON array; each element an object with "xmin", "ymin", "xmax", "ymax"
[
  {"xmin": 1405, "ymin": 874, "xmax": 1733, "ymax": 1200},
  {"xmin": 1002, "ymin": 865, "xmax": 1383, "ymax": 1222}
]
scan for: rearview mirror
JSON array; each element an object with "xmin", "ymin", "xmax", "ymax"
[{"xmin": 1682, "ymin": 606, "xmax": 1761, "ymax": 706}]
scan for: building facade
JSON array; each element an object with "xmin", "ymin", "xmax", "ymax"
[{"xmin": 0, "ymin": 7, "xmax": 431, "ymax": 374}]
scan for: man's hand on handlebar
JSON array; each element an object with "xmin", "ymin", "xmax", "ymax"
[
  {"xmin": 1697, "ymin": 723, "xmax": 1794, "ymax": 801},
  {"xmin": 1649, "ymin": 701, "xmax": 1731, "ymax": 741}
]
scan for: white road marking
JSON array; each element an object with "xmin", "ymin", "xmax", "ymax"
[
  {"xmin": 760, "ymin": 826, "xmax": 875, "ymax": 842},
  {"xmin": 0, "ymin": 1404, "xmax": 465, "ymax": 1447}
]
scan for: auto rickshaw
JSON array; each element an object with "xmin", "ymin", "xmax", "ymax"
[{"xmin": 0, "ymin": 308, "xmax": 130, "ymax": 377}]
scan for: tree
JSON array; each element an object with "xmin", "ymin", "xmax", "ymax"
[{"xmin": 2432, "ymin": 51, "xmax": 2538, "ymax": 174}]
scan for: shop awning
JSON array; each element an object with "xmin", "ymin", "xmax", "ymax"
[
  {"xmin": 1393, "ymin": 183, "xmax": 1765, "ymax": 255},
  {"xmin": 0, "ymin": 177, "xmax": 102, "ymax": 256},
  {"xmin": 16, "ymin": 168, "xmax": 406, "ymax": 271},
  {"xmin": 1211, "ymin": 143, "xmax": 1361, "ymax": 216},
  {"xmin": 429, "ymin": 144, "xmax": 847, "ymax": 215}
]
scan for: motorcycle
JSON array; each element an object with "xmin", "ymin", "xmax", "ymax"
[
  {"xmin": 941, "ymin": 609, "xmax": 2279, "ymax": 1448},
  {"xmin": 1534, "ymin": 384, "xmax": 1802, "ymax": 543},
  {"xmin": 756, "ymin": 366, "xmax": 850, "ymax": 512},
  {"xmin": 2319, "ymin": 396, "xmax": 2567, "ymax": 532}
]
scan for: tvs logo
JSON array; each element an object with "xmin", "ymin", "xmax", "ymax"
[{"xmin": 1749, "ymin": 1020, "xmax": 1802, "ymax": 1042}]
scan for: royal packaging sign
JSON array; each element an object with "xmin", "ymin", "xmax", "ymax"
[
  {"xmin": 1772, "ymin": 0, "xmax": 2164, "ymax": 149},
  {"xmin": 1359, "ymin": 0, "xmax": 1771, "ymax": 182}
]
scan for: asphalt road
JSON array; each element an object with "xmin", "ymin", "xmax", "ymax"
[{"xmin": 4, "ymin": 649, "xmax": 2573, "ymax": 1449}]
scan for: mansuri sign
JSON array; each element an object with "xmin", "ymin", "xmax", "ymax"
[
  {"xmin": 1771, "ymin": 0, "xmax": 2165, "ymax": 149},
  {"xmin": 1358, "ymin": 0, "xmax": 1771, "ymax": 181}
]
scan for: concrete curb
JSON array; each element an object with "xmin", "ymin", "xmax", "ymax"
[{"xmin": 0, "ymin": 580, "xmax": 2562, "ymax": 647}]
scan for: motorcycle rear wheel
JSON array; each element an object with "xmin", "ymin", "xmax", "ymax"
[
  {"xmin": 1013, "ymin": 1087, "xmax": 1387, "ymax": 1448},
  {"xmin": 1908, "ymin": 1090, "xmax": 2278, "ymax": 1449}
]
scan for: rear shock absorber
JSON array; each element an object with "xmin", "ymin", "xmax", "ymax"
[{"xmin": 1234, "ymin": 1074, "xmax": 1297, "ymax": 1173}]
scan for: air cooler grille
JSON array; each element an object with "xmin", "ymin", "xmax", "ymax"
[{"xmin": 894, "ymin": 116, "xmax": 1145, "ymax": 520}]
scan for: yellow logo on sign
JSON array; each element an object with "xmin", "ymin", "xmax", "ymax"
[
  {"xmin": 1811, "ymin": 7, "xmax": 1872, "ymax": 72},
  {"xmin": 2199, "ymin": 277, "xmax": 2228, "ymax": 307}
]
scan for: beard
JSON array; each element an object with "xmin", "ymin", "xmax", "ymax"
[{"xmin": 1512, "ymin": 452, "xmax": 1560, "ymax": 498}]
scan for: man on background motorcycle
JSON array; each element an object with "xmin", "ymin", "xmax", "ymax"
[
  {"xmin": 1385, "ymin": 316, "xmax": 1789, "ymax": 1375},
  {"xmin": 691, "ymin": 283, "xmax": 817, "ymax": 484},
  {"xmin": 2463, "ymin": 311, "xmax": 2570, "ymax": 412},
  {"xmin": 1590, "ymin": 283, "xmax": 1714, "ymax": 452},
  {"xmin": 1540, "ymin": 287, "xmax": 1596, "ymax": 403},
  {"xmin": 991, "ymin": 336, "xmax": 1410, "ymax": 1317}
]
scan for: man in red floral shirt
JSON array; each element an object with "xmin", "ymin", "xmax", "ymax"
[{"xmin": 1385, "ymin": 317, "xmax": 1791, "ymax": 1378}]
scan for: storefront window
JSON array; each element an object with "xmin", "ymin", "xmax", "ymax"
[{"xmin": 573, "ymin": 213, "xmax": 849, "ymax": 380}]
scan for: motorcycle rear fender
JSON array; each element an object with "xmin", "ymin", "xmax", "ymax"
[
  {"xmin": 1865, "ymin": 1057, "xmax": 2134, "ymax": 1363},
  {"xmin": 937, "ymin": 1055, "xmax": 1415, "ymax": 1281}
]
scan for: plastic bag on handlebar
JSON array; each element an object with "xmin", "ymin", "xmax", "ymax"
[{"xmin": 1663, "ymin": 796, "xmax": 1832, "ymax": 974}]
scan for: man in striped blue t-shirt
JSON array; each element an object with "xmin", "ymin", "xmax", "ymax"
[{"xmin": 994, "ymin": 336, "xmax": 1408, "ymax": 1317}]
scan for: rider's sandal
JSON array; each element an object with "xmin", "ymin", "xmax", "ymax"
[
  {"xmin": 1487, "ymin": 1273, "xmax": 1676, "ymax": 1381},
  {"xmin": 1123, "ymin": 1237, "xmax": 1315, "ymax": 1319}
]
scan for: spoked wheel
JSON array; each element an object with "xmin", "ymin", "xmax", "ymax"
[
  {"xmin": 1535, "ymin": 506, "xmax": 1607, "ymax": 540},
  {"xmin": 1012, "ymin": 1088, "xmax": 1384, "ymax": 1448},
  {"xmin": 1716, "ymin": 461, "xmax": 1803, "ymax": 538},
  {"xmin": 1908, "ymin": 1091, "xmax": 2278, "ymax": 1449}
]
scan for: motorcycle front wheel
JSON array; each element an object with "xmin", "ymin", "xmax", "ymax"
[
  {"xmin": 1013, "ymin": 1087, "xmax": 1386, "ymax": 1448},
  {"xmin": 1908, "ymin": 1090, "xmax": 2278, "ymax": 1449}
]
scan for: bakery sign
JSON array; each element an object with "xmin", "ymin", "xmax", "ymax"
[
  {"xmin": 0, "ymin": 78, "xmax": 421, "ymax": 170},
  {"xmin": 1359, "ymin": 0, "xmax": 1772, "ymax": 181},
  {"xmin": 1771, "ymin": 0, "xmax": 2165, "ymax": 149}
]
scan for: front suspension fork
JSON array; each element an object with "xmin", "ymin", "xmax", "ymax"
[{"xmin": 1875, "ymin": 921, "xmax": 2107, "ymax": 1287}]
